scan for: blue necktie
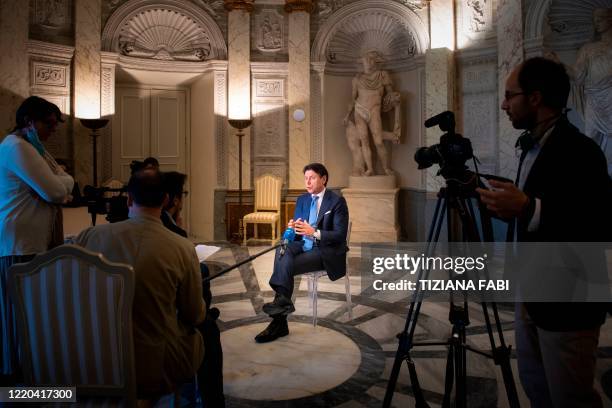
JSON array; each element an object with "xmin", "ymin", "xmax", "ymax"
[{"xmin": 303, "ymin": 195, "xmax": 318, "ymax": 251}]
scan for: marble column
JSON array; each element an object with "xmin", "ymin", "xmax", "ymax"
[
  {"xmin": 286, "ymin": 0, "xmax": 313, "ymax": 189},
  {"xmin": 0, "ymin": 0, "xmax": 29, "ymax": 135},
  {"xmin": 74, "ymin": 0, "xmax": 102, "ymax": 188},
  {"xmin": 226, "ymin": 0, "xmax": 253, "ymax": 191},
  {"xmin": 423, "ymin": 0, "xmax": 455, "ymax": 192},
  {"xmin": 311, "ymin": 61, "xmax": 325, "ymax": 163},
  {"xmin": 496, "ymin": 0, "xmax": 524, "ymax": 179}
]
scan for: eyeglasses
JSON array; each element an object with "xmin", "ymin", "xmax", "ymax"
[
  {"xmin": 504, "ymin": 91, "xmax": 526, "ymax": 101},
  {"xmin": 182, "ymin": 191, "xmax": 189, "ymax": 196}
]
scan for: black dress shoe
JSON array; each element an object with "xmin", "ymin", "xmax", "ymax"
[
  {"xmin": 255, "ymin": 318, "xmax": 289, "ymax": 343},
  {"xmin": 262, "ymin": 293, "xmax": 295, "ymax": 316}
]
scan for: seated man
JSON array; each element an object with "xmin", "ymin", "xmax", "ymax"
[
  {"xmin": 160, "ymin": 170, "xmax": 225, "ymax": 407},
  {"xmin": 74, "ymin": 169, "xmax": 206, "ymax": 397},
  {"xmin": 161, "ymin": 171, "xmax": 189, "ymax": 238},
  {"xmin": 256, "ymin": 163, "xmax": 349, "ymax": 343}
]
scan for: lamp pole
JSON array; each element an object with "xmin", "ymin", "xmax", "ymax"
[
  {"xmin": 228, "ymin": 118, "xmax": 252, "ymax": 240},
  {"xmin": 79, "ymin": 118, "xmax": 109, "ymax": 186}
]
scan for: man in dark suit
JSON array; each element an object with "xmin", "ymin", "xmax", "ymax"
[
  {"xmin": 477, "ymin": 57, "xmax": 612, "ymax": 407},
  {"xmin": 255, "ymin": 163, "xmax": 349, "ymax": 343}
]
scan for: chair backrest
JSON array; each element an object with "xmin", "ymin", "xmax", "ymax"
[
  {"xmin": 254, "ymin": 174, "xmax": 282, "ymax": 212},
  {"xmin": 8, "ymin": 244, "xmax": 136, "ymax": 403}
]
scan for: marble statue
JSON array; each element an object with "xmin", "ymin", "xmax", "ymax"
[
  {"xmin": 343, "ymin": 51, "xmax": 401, "ymax": 176},
  {"xmin": 549, "ymin": 8, "xmax": 612, "ymax": 175}
]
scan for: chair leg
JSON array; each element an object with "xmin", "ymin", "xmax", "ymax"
[
  {"xmin": 243, "ymin": 221, "xmax": 247, "ymax": 245},
  {"xmin": 271, "ymin": 222, "xmax": 275, "ymax": 242},
  {"xmin": 254, "ymin": 223, "xmax": 258, "ymax": 239},
  {"xmin": 307, "ymin": 275, "xmax": 313, "ymax": 308},
  {"xmin": 345, "ymin": 274, "xmax": 353, "ymax": 320},
  {"xmin": 312, "ymin": 276, "xmax": 319, "ymax": 327}
]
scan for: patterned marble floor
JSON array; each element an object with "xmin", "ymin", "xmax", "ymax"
[{"xmin": 206, "ymin": 244, "xmax": 612, "ymax": 408}]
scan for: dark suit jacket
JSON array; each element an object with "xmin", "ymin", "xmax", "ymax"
[
  {"xmin": 518, "ymin": 117, "xmax": 612, "ymax": 331},
  {"xmin": 293, "ymin": 189, "xmax": 349, "ymax": 281}
]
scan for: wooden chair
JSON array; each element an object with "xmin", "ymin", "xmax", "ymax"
[
  {"xmin": 242, "ymin": 174, "xmax": 283, "ymax": 245},
  {"xmin": 8, "ymin": 244, "xmax": 137, "ymax": 405}
]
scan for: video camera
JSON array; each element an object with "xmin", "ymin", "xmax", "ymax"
[
  {"xmin": 83, "ymin": 185, "xmax": 129, "ymax": 225},
  {"xmin": 414, "ymin": 111, "xmax": 474, "ymax": 177}
]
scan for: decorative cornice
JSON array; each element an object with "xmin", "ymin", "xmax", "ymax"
[
  {"xmin": 250, "ymin": 62, "xmax": 289, "ymax": 74},
  {"xmin": 27, "ymin": 40, "xmax": 74, "ymax": 61},
  {"xmin": 100, "ymin": 51, "xmax": 228, "ymax": 73},
  {"xmin": 284, "ymin": 0, "xmax": 315, "ymax": 14},
  {"xmin": 224, "ymin": 0, "xmax": 255, "ymax": 12}
]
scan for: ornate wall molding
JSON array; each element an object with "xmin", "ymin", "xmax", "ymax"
[
  {"xmin": 285, "ymin": 0, "xmax": 315, "ymax": 13},
  {"xmin": 318, "ymin": 0, "xmax": 428, "ymax": 24},
  {"xmin": 251, "ymin": 63, "xmax": 288, "ymax": 186},
  {"xmin": 102, "ymin": 0, "xmax": 227, "ymax": 60},
  {"xmin": 311, "ymin": 0, "xmax": 429, "ymax": 73},
  {"xmin": 27, "ymin": 40, "xmax": 74, "ymax": 161},
  {"xmin": 224, "ymin": 0, "xmax": 255, "ymax": 12},
  {"xmin": 214, "ymin": 69, "xmax": 228, "ymax": 187},
  {"xmin": 524, "ymin": 0, "xmax": 551, "ymax": 40}
]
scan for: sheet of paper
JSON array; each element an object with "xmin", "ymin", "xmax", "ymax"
[{"xmin": 195, "ymin": 244, "xmax": 221, "ymax": 263}]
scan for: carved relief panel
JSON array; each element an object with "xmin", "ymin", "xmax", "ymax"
[
  {"xmin": 457, "ymin": 0, "xmax": 495, "ymax": 48},
  {"xmin": 460, "ymin": 60, "xmax": 498, "ymax": 173},
  {"xmin": 252, "ymin": 73, "xmax": 288, "ymax": 185},
  {"xmin": 256, "ymin": 9, "xmax": 284, "ymax": 53},
  {"xmin": 29, "ymin": 0, "xmax": 74, "ymax": 45}
]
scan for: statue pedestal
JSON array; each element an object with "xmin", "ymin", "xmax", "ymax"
[{"xmin": 342, "ymin": 175, "xmax": 399, "ymax": 243}]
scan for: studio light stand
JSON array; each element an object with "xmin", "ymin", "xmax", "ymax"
[
  {"xmin": 228, "ymin": 118, "xmax": 252, "ymax": 241},
  {"xmin": 79, "ymin": 118, "xmax": 109, "ymax": 187}
]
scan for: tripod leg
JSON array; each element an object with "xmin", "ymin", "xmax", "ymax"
[
  {"xmin": 384, "ymin": 195, "xmax": 447, "ymax": 408},
  {"xmin": 442, "ymin": 342, "xmax": 454, "ymax": 408}
]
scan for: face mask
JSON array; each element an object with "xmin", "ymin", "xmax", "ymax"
[{"xmin": 25, "ymin": 126, "xmax": 45, "ymax": 156}]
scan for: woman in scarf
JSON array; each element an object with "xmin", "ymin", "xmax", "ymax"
[{"xmin": 0, "ymin": 96, "xmax": 74, "ymax": 383}]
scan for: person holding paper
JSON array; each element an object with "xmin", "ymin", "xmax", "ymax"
[{"xmin": 255, "ymin": 163, "xmax": 349, "ymax": 343}]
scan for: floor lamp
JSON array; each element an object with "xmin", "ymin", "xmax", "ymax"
[
  {"xmin": 79, "ymin": 118, "xmax": 109, "ymax": 187},
  {"xmin": 228, "ymin": 118, "xmax": 252, "ymax": 240}
]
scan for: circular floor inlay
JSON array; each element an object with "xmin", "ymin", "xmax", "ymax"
[{"xmin": 222, "ymin": 322, "xmax": 362, "ymax": 400}]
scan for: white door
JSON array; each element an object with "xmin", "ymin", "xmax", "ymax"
[{"xmin": 113, "ymin": 87, "xmax": 186, "ymax": 181}]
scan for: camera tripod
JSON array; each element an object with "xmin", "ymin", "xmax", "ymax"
[{"xmin": 383, "ymin": 176, "xmax": 520, "ymax": 408}]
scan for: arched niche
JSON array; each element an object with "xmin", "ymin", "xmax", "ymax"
[{"xmin": 311, "ymin": 0, "xmax": 429, "ymax": 72}]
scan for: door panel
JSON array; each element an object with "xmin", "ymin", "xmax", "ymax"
[
  {"xmin": 112, "ymin": 88, "xmax": 150, "ymax": 182},
  {"xmin": 150, "ymin": 89, "xmax": 186, "ymax": 173}
]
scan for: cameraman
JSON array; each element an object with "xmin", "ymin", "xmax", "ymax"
[{"xmin": 477, "ymin": 57, "xmax": 612, "ymax": 407}]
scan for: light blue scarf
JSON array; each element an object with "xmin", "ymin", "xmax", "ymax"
[{"xmin": 24, "ymin": 126, "xmax": 45, "ymax": 156}]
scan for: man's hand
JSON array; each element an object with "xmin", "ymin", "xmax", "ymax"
[
  {"xmin": 287, "ymin": 218, "xmax": 295, "ymax": 229},
  {"xmin": 476, "ymin": 180, "xmax": 530, "ymax": 219},
  {"xmin": 294, "ymin": 219, "xmax": 316, "ymax": 236}
]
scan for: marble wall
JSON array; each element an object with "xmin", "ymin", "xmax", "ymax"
[
  {"xmin": 287, "ymin": 10, "xmax": 311, "ymax": 189},
  {"xmin": 0, "ymin": 0, "xmax": 29, "ymax": 136},
  {"xmin": 227, "ymin": 9, "xmax": 252, "ymax": 190},
  {"xmin": 496, "ymin": 0, "xmax": 524, "ymax": 180},
  {"xmin": 74, "ymin": 0, "xmax": 102, "ymax": 188}
]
